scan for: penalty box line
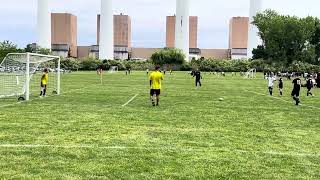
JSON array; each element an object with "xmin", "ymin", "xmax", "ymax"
[
  {"xmin": 0, "ymin": 86, "xmax": 93, "ymax": 109},
  {"xmin": 244, "ymin": 89, "xmax": 320, "ymax": 110},
  {"xmin": 122, "ymin": 94, "xmax": 139, "ymax": 107},
  {"xmin": 0, "ymin": 144, "xmax": 319, "ymax": 158}
]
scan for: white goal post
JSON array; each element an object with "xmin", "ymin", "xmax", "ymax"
[
  {"xmin": 108, "ymin": 66, "xmax": 118, "ymax": 73},
  {"xmin": 0, "ymin": 53, "xmax": 61, "ymax": 101},
  {"xmin": 245, "ymin": 68, "xmax": 257, "ymax": 79}
]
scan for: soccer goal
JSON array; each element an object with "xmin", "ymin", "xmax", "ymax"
[
  {"xmin": 245, "ymin": 68, "xmax": 257, "ymax": 79},
  {"xmin": 0, "ymin": 53, "xmax": 60, "ymax": 101},
  {"xmin": 108, "ymin": 66, "xmax": 118, "ymax": 73}
]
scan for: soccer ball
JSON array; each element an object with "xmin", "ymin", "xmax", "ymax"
[{"xmin": 219, "ymin": 98, "xmax": 224, "ymax": 101}]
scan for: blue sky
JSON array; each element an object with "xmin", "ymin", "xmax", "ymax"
[{"xmin": 0, "ymin": 0, "xmax": 319, "ymax": 49}]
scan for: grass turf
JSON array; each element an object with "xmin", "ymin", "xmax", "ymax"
[{"xmin": 0, "ymin": 71, "xmax": 320, "ymax": 179}]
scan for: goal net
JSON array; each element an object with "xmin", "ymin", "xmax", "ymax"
[
  {"xmin": 245, "ymin": 68, "xmax": 257, "ymax": 79},
  {"xmin": 108, "ymin": 66, "xmax": 118, "ymax": 73},
  {"xmin": 0, "ymin": 53, "xmax": 60, "ymax": 101}
]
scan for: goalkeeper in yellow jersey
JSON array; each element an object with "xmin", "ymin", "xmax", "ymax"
[{"xmin": 40, "ymin": 68, "xmax": 49, "ymax": 97}]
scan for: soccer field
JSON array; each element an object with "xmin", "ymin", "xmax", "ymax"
[{"xmin": 0, "ymin": 71, "xmax": 320, "ymax": 179}]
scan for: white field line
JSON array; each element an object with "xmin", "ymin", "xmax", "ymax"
[
  {"xmin": 0, "ymin": 102, "xmax": 23, "ymax": 108},
  {"xmin": 122, "ymin": 94, "xmax": 139, "ymax": 107},
  {"xmin": 0, "ymin": 86, "xmax": 92, "ymax": 109},
  {"xmin": 244, "ymin": 89, "xmax": 320, "ymax": 110},
  {"xmin": 0, "ymin": 144, "xmax": 319, "ymax": 158}
]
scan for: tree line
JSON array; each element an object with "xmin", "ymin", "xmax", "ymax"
[{"xmin": 252, "ymin": 10, "xmax": 320, "ymax": 66}]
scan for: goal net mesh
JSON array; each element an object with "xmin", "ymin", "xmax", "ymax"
[
  {"xmin": 0, "ymin": 53, "xmax": 60, "ymax": 100},
  {"xmin": 245, "ymin": 68, "xmax": 257, "ymax": 79},
  {"xmin": 109, "ymin": 66, "xmax": 118, "ymax": 73}
]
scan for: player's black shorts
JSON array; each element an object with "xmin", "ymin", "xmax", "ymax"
[
  {"xmin": 150, "ymin": 89, "xmax": 161, "ymax": 96},
  {"xmin": 291, "ymin": 88, "xmax": 300, "ymax": 97}
]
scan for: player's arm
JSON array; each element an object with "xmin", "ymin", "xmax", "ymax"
[{"xmin": 149, "ymin": 75, "xmax": 152, "ymax": 86}]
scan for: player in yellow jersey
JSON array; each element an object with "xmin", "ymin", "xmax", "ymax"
[
  {"xmin": 149, "ymin": 65, "xmax": 164, "ymax": 106},
  {"xmin": 40, "ymin": 68, "xmax": 49, "ymax": 98}
]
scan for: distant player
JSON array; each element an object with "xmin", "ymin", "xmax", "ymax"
[
  {"xmin": 291, "ymin": 76, "xmax": 302, "ymax": 105},
  {"xmin": 40, "ymin": 68, "xmax": 49, "ymax": 98},
  {"xmin": 267, "ymin": 75, "xmax": 276, "ymax": 96},
  {"xmin": 149, "ymin": 65, "xmax": 164, "ymax": 106},
  {"xmin": 193, "ymin": 69, "xmax": 202, "ymax": 87},
  {"xmin": 306, "ymin": 75, "xmax": 314, "ymax": 96},
  {"xmin": 97, "ymin": 65, "xmax": 104, "ymax": 84},
  {"xmin": 278, "ymin": 78, "xmax": 283, "ymax": 96},
  {"xmin": 97, "ymin": 65, "xmax": 103, "ymax": 75}
]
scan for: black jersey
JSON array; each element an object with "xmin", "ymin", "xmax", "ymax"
[
  {"xmin": 307, "ymin": 79, "xmax": 313, "ymax": 88},
  {"xmin": 292, "ymin": 78, "xmax": 302, "ymax": 89},
  {"xmin": 194, "ymin": 71, "xmax": 202, "ymax": 80},
  {"xmin": 279, "ymin": 79, "xmax": 283, "ymax": 88}
]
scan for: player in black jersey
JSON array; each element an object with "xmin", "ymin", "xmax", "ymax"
[
  {"xmin": 306, "ymin": 75, "xmax": 314, "ymax": 96},
  {"xmin": 291, "ymin": 76, "xmax": 302, "ymax": 105},
  {"xmin": 193, "ymin": 69, "xmax": 202, "ymax": 87},
  {"xmin": 278, "ymin": 78, "xmax": 283, "ymax": 96}
]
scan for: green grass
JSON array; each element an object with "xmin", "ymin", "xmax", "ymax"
[{"xmin": 0, "ymin": 71, "xmax": 320, "ymax": 179}]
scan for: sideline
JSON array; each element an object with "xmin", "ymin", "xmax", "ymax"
[{"xmin": 0, "ymin": 86, "xmax": 93, "ymax": 109}]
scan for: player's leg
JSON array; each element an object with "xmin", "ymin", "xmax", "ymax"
[
  {"xmin": 268, "ymin": 87, "xmax": 273, "ymax": 96},
  {"xmin": 295, "ymin": 89, "xmax": 301, "ymax": 105},
  {"xmin": 199, "ymin": 80, "xmax": 202, "ymax": 87},
  {"xmin": 40, "ymin": 83, "xmax": 44, "ymax": 97},
  {"xmin": 150, "ymin": 89, "xmax": 155, "ymax": 106},
  {"xmin": 291, "ymin": 89, "xmax": 297, "ymax": 101},
  {"xmin": 43, "ymin": 85, "xmax": 47, "ymax": 97},
  {"xmin": 279, "ymin": 88, "xmax": 283, "ymax": 96},
  {"xmin": 307, "ymin": 88, "xmax": 313, "ymax": 96},
  {"xmin": 156, "ymin": 90, "xmax": 161, "ymax": 106}
]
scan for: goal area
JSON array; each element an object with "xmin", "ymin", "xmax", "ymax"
[{"xmin": 0, "ymin": 53, "xmax": 60, "ymax": 101}]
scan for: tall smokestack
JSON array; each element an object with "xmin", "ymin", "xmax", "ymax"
[
  {"xmin": 247, "ymin": 0, "xmax": 263, "ymax": 58},
  {"xmin": 175, "ymin": 0, "xmax": 190, "ymax": 61},
  {"xmin": 37, "ymin": 0, "xmax": 51, "ymax": 49},
  {"xmin": 99, "ymin": 0, "xmax": 114, "ymax": 60}
]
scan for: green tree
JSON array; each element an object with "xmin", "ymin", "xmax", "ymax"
[
  {"xmin": 151, "ymin": 48, "xmax": 185, "ymax": 66},
  {"xmin": 252, "ymin": 10, "xmax": 319, "ymax": 65},
  {"xmin": 0, "ymin": 41, "xmax": 23, "ymax": 63}
]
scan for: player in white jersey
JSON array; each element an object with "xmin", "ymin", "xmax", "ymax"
[{"xmin": 267, "ymin": 75, "xmax": 276, "ymax": 96}]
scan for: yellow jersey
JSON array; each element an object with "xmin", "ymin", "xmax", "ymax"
[
  {"xmin": 41, "ymin": 73, "xmax": 49, "ymax": 85},
  {"xmin": 149, "ymin": 71, "xmax": 164, "ymax": 90}
]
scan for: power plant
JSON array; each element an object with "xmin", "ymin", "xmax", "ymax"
[{"xmin": 36, "ymin": 0, "xmax": 262, "ymax": 60}]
